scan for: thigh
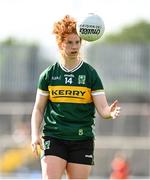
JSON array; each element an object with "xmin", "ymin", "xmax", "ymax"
[
  {"xmin": 66, "ymin": 163, "xmax": 92, "ymax": 179},
  {"xmin": 66, "ymin": 139, "xmax": 94, "ymax": 179},
  {"xmin": 41, "ymin": 155, "xmax": 67, "ymax": 179},
  {"xmin": 41, "ymin": 137, "xmax": 68, "ymax": 179}
]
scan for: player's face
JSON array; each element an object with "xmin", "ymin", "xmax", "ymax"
[{"xmin": 61, "ymin": 34, "xmax": 81, "ymax": 58}]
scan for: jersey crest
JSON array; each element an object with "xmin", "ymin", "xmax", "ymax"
[{"xmin": 78, "ymin": 75, "xmax": 86, "ymax": 84}]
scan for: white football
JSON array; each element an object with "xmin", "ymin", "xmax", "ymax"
[{"xmin": 76, "ymin": 13, "xmax": 105, "ymax": 42}]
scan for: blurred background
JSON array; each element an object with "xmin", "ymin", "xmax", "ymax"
[{"xmin": 0, "ymin": 0, "xmax": 150, "ymax": 179}]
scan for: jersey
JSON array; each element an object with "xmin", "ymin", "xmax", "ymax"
[{"xmin": 37, "ymin": 61, "xmax": 104, "ymax": 140}]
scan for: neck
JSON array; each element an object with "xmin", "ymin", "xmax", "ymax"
[{"xmin": 61, "ymin": 56, "xmax": 81, "ymax": 70}]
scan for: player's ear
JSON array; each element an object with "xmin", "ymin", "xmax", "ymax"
[{"xmin": 59, "ymin": 42, "xmax": 64, "ymax": 50}]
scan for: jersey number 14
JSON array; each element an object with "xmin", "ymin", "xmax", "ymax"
[{"xmin": 65, "ymin": 77, "xmax": 73, "ymax": 84}]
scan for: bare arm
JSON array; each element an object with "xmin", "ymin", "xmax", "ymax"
[
  {"xmin": 92, "ymin": 94, "xmax": 120, "ymax": 119},
  {"xmin": 31, "ymin": 92, "xmax": 48, "ymax": 157}
]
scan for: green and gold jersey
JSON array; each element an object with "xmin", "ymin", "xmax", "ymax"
[{"xmin": 38, "ymin": 61, "xmax": 104, "ymax": 140}]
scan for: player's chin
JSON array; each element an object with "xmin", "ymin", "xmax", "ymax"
[{"xmin": 69, "ymin": 53, "xmax": 78, "ymax": 58}]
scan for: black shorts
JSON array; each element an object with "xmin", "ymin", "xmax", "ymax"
[{"xmin": 42, "ymin": 136, "xmax": 94, "ymax": 165}]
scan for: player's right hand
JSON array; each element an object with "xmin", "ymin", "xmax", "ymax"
[{"xmin": 31, "ymin": 135, "xmax": 43, "ymax": 158}]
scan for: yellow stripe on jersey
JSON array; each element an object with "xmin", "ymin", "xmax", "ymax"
[{"xmin": 48, "ymin": 86, "xmax": 92, "ymax": 104}]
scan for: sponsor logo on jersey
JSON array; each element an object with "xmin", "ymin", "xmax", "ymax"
[
  {"xmin": 48, "ymin": 86, "xmax": 92, "ymax": 104},
  {"xmin": 64, "ymin": 74, "xmax": 75, "ymax": 78},
  {"xmin": 51, "ymin": 76, "xmax": 61, "ymax": 80}
]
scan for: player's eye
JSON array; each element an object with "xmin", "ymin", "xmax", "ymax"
[
  {"xmin": 67, "ymin": 41, "xmax": 73, "ymax": 45},
  {"xmin": 75, "ymin": 40, "xmax": 80, "ymax": 44}
]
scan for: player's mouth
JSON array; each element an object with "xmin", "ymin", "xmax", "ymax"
[{"xmin": 70, "ymin": 51, "xmax": 78, "ymax": 55}]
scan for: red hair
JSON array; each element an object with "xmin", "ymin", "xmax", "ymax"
[{"xmin": 53, "ymin": 15, "xmax": 80, "ymax": 47}]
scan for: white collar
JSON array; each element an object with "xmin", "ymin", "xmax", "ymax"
[{"xmin": 60, "ymin": 60, "xmax": 83, "ymax": 72}]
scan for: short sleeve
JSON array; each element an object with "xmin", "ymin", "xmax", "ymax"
[
  {"xmin": 91, "ymin": 69, "xmax": 105, "ymax": 96},
  {"xmin": 37, "ymin": 70, "xmax": 49, "ymax": 96}
]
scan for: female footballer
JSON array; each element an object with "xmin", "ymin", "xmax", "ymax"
[{"xmin": 31, "ymin": 15, "xmax": 120, "ymax": 179}]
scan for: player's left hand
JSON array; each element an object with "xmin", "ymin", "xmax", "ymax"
[{"xmin": 110, "ymin": 100, "xmax": 121, "ymax": 119}]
